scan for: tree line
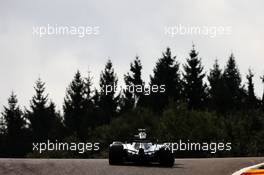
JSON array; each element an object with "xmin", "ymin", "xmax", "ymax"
[{"xmin": 1, "ymin": 45, "xmax": 264, "ymax": 158}]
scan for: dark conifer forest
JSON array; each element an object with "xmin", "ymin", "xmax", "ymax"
[{"xmin": 1, "ymin": 45, "xmax": 264, "ymax": 158}]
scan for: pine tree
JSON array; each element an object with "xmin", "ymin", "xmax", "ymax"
[
  {"xmin": 63, "ymin": 71, "xmax": 94, "ymax": 139},
  {"xmin": 261, "ymin": 75, "xmax": 264, "ymax": 109},
  {"xmin": 208, "ymin": 60, "xmax": 224, "ymax": 111},
  {"xmin": 2, "ymin": 92, "xmax": 24, "ymax": 135},
  {"xmin": 122, "ymin": 56, "xmax": 144, "ymax": 110},
  {"xmin": 208, "ymin": 60, "xmax": 222, "ymax": 97},
  {"xmin": 97, "ymin": 60, "xmax": 119, "ymax": 124},
  {"xmin": 27, "ymin": 78, "xmax": 62, "ymax": 141},
  {"xmin": 0, "ymin": 115, "xmax": 5, "ymax": 134},
  {"xmin": 246, "ymin": 69, "xmax": 257, "ymax": 108},
  {"xmin": 150, "ymin": 47, "xmax": 182, "ymax": 110},
  {"xmin": 183, "ymin": 45, "xmax": 207, "ymax": 110},
  {"xmin": 84, "ymin": 71, "xmax": 93, "ymax": 103},
  {"xmin": 2, "ymin": 92, "xmax": 29, "ymax": 156},
  {"xmin": 222, "ymin": 53, "xmax": 243, "ymax": 110},
  {"xmin": 83, "ymin": 71, "xmax": 97, "ymax": 128}
]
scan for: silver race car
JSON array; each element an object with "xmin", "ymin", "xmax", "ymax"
[{"xmin": 109, "ymin": 129, "xmax": 174, "ymax": 167}]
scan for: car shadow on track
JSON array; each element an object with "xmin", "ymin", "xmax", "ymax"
[{"xmin": 109, "ymin": 162, "xmax": 184, "ymax": 169}]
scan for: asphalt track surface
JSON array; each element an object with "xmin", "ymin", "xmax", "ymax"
[{"xmin": 0, "ymin": 157, "xmax": 263, "ymax": 175}]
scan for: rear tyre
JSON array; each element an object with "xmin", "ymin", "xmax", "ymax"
[
  {"xmin": 159, "ymin": 148, "xmax": 175, "ymax": 167},
  {"xmin": 109, "ymin": 144, "xmax": 124, "ymax": 165}
]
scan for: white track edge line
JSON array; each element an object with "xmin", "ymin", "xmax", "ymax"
[{"xmin": 232, "ymin": 162, "xmax": 264, "ymax": 175}]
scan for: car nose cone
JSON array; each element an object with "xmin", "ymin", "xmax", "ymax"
[{"xmin": 139, "ymin": 148, "xmax": 144, "ymax": 155}]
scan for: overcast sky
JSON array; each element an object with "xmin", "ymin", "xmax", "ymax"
[{"xmin": 0, "ymin": 0, "xmax": 264, "ymax": 111}]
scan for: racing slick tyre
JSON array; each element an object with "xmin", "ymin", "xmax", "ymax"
[
  {"xmin": 109, "ymin": 144, "xmax": 124, "ymax": 165},
  {"xmin": 158, "ymin": 148, "xmax": 175, "ymax": 167}
]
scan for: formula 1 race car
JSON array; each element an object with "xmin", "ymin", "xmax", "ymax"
[{"xmin": 109, "ymin": 129, "xmax": 174, "ymax": 167}]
